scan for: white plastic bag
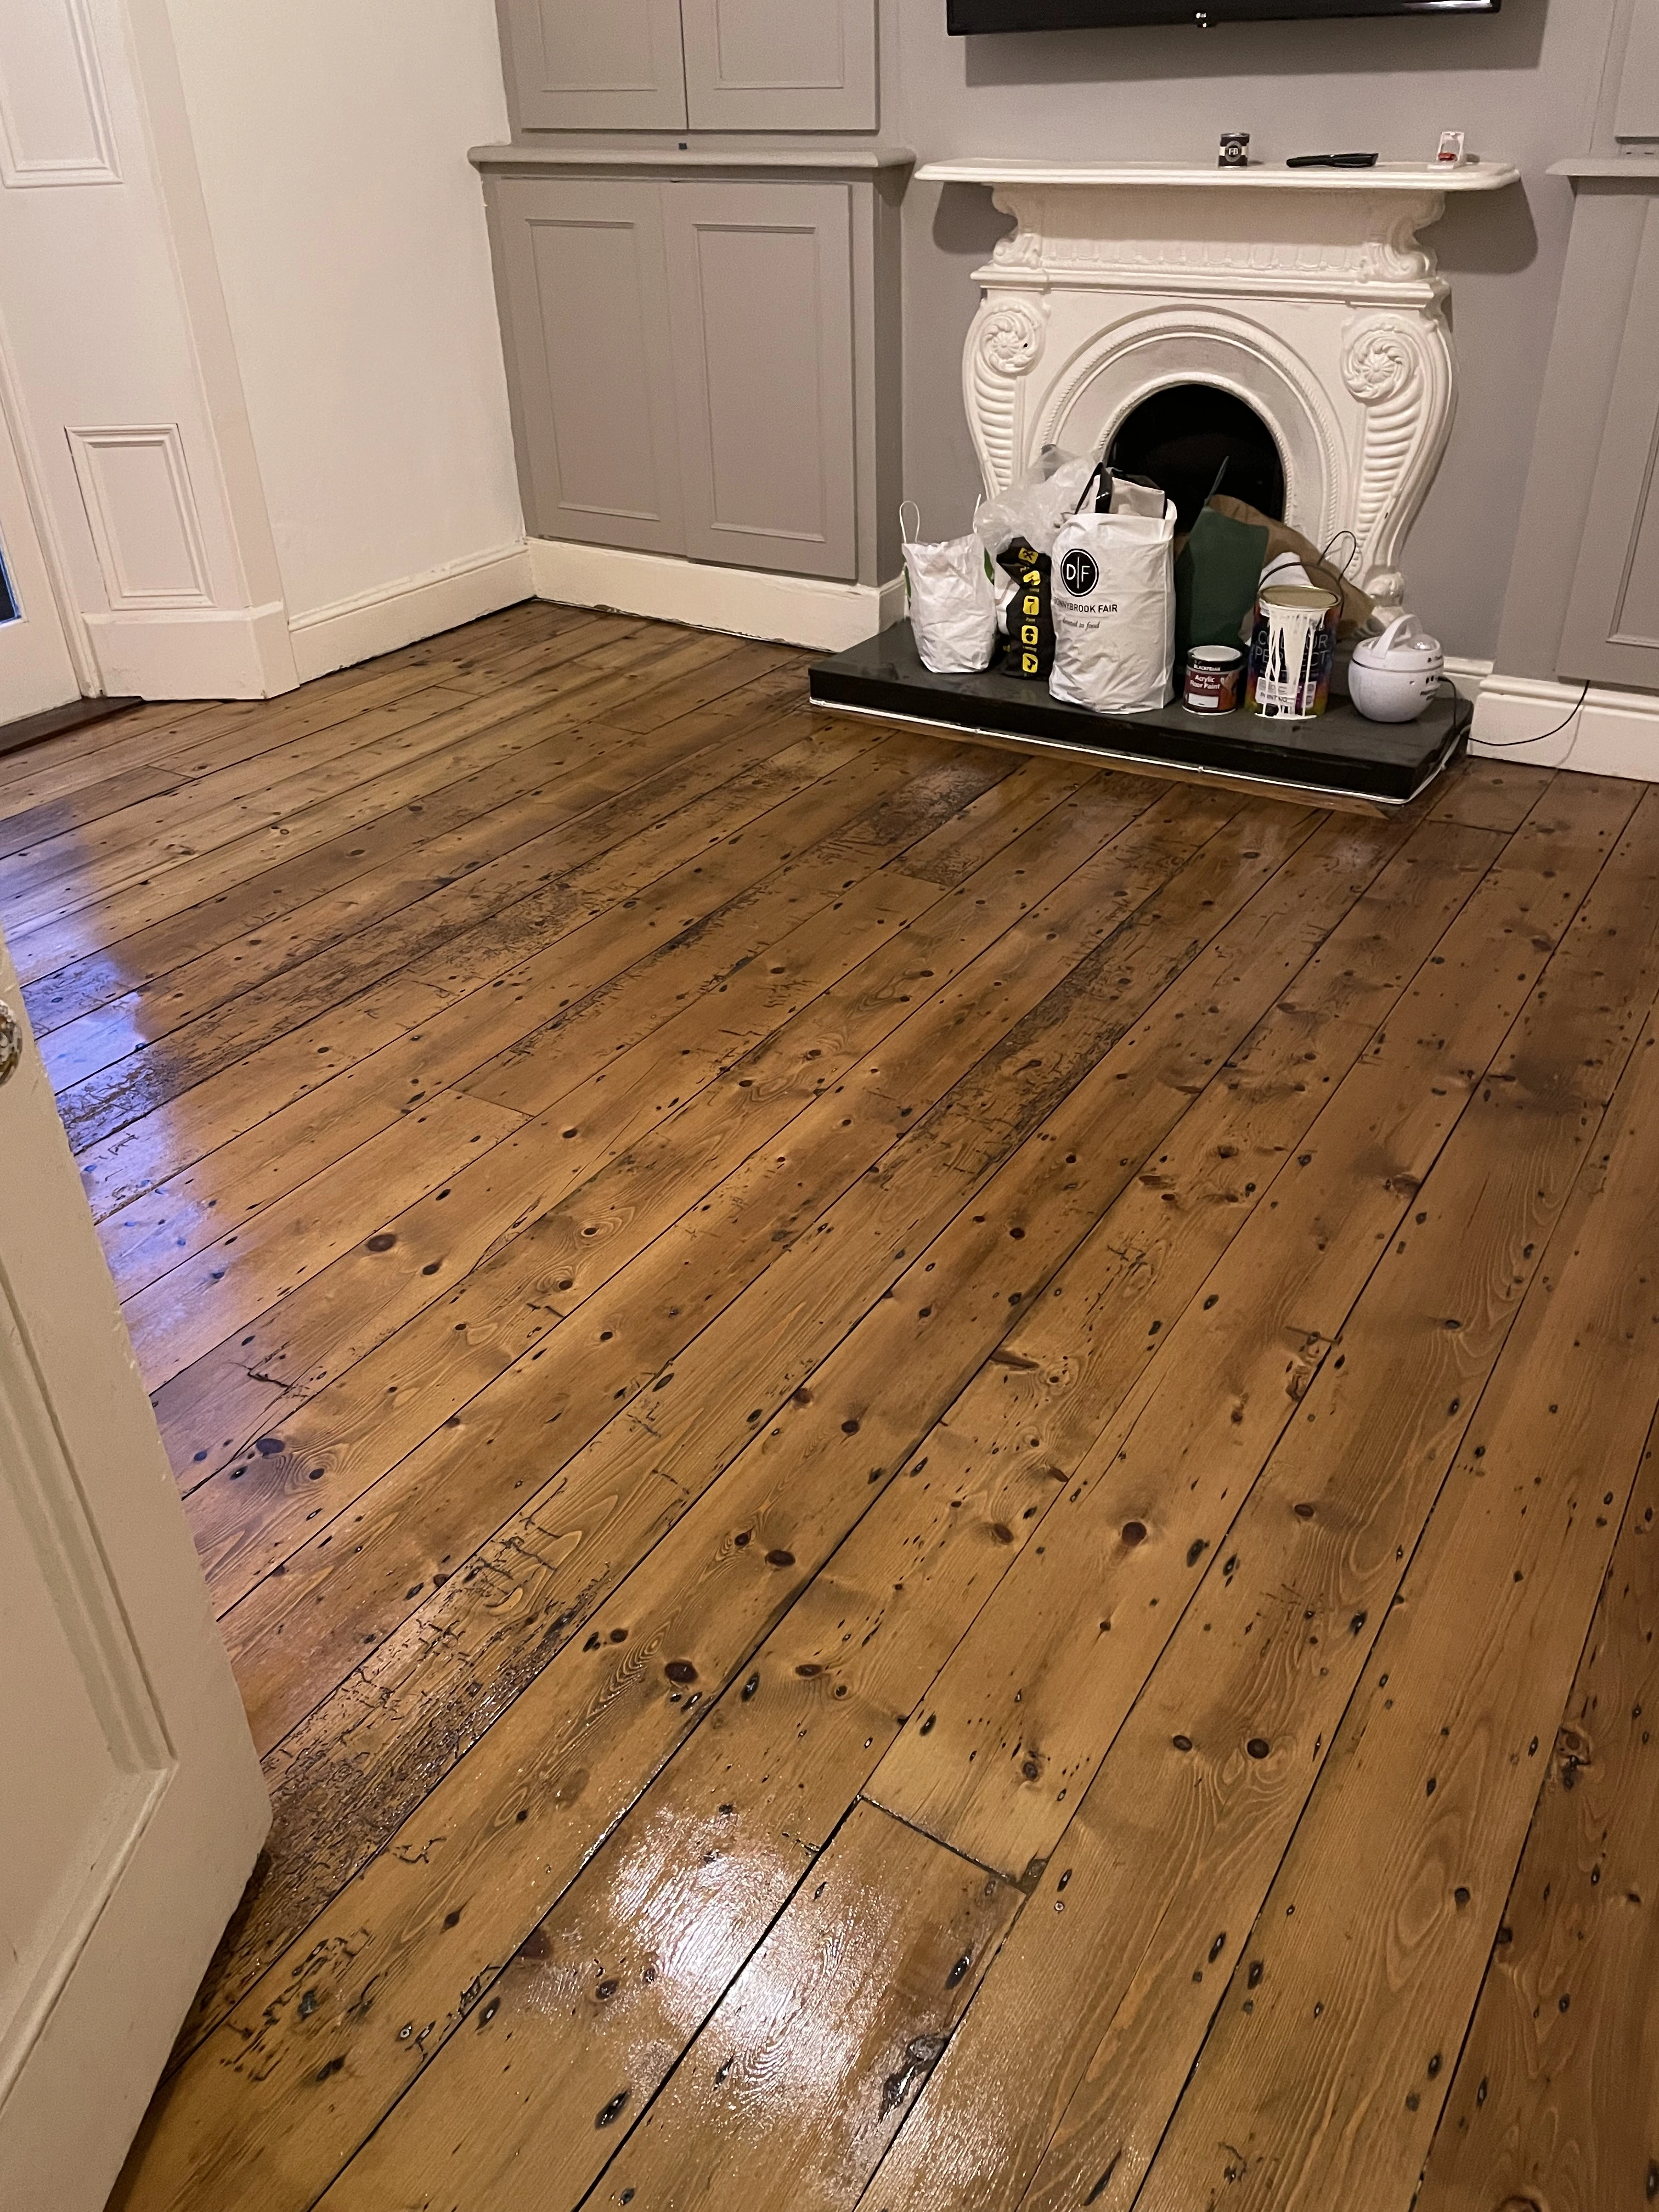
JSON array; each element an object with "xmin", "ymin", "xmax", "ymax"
[
  {"xmin": 973, "ymin": 447, "xmax": 1102, "ymax": 564},
  {"xmin": 901, "ymin": 502, "xmax": 996, "ymax": 674},
  {"xmin": 1104, "ymin": 474, "xmax": 1169, "ymax": 521},
  {"xmin": 1049, "ymin": 493, "xmax": 1178, "ymax": 713}
]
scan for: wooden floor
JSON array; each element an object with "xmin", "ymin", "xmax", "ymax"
[{"xmin": 4, "ymin": 600, "xmax": 1654, "ymax": 2212}]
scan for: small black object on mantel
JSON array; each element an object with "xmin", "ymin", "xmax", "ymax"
[
  {"xmin": 1285, "ymin": 151, "xmax": 1379, "ymax": 167},
  {"xmin": 1218, "ymin": 132, "xmax": 1250, "ymax": 168}
]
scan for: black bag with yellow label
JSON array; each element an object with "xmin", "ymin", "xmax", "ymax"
[{"xmin": 994, "ymin": 540, "xmax": 1055, "ymax": 680}]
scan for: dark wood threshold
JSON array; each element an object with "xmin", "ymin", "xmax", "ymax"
[{"xmin": 0, "ymin": 693, "xmax": 143, "ymax": 763}]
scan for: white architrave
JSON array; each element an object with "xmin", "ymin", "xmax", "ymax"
[{"xmin": 922, "ymin": 160, "xmax": 1517, "ymax": 617}]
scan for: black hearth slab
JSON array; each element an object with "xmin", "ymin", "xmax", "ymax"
[{"xmin": 808, "ymin": 624, "xmax": 1469, "ymax": 808}]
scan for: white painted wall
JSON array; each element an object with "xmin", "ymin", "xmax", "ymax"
[{"xmin": 162, "ymin": 0, "xmax": 528, "ymax": 673}]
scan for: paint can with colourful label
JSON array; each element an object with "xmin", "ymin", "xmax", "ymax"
[
  {"xmin": 1246, "ymin": 585, "xmax": 1339, "ymax": 720},
  {"xmin": 1182, "ymin": 644, "xmax": 1244, "ymax": 713}
]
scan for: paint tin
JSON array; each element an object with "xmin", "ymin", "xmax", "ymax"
[
  {"xmin": 1182, "ymin": 644, "xmax": 1244, "ymax": 713},
  {"xmin": 1246, "ymin": 585, "xmax": 1339, "ymax": 720}
]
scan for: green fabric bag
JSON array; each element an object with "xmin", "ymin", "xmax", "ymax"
[{"xmin": 1173, "ymin": 503, "xmax": 1269, "ymax": 667}]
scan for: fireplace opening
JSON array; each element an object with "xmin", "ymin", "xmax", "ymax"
[{"xmin": 1108, "ymin": 384, "xmax": 1285, "ymax": 536}]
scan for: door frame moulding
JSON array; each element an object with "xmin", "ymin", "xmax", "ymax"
[
  {"xmin": 0, "ymin": 319, "xmax": 99, "ymax": 696},
  {"xmin": 0, "ymin": 0, "xmax": 302, "ymax": 702}
]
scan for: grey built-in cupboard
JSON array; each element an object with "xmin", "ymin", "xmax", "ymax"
[
  {"xmin": 1492, "ymin": 161, "xmax": 1659, "ymax": 692},
  {"xmin": 496, "ymin": 0, "xmax": 878, "ymax": 136},
  {"xmin": 1553, "ymin": 168, "xmax": 1659, "ymax": 690},
  {"xmin": 1493, "ymin": 0, "xmax": 1659, "ymax": 693},
  {"xmin": 477, "ymin": 1, "xmax": 902, "ymax": 593},
  {"xmin": 471, "ymin": 147, "xmax": 907, "ymax": 589}
]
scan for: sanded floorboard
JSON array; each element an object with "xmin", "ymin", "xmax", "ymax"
[
  {"xmin": 1414, "ymin": 1425, "xmax": 1658, "ymax": 2212},
  {"xmin": 12, "ymin": 605, "xmax": 1641, "ymax": 2212}
]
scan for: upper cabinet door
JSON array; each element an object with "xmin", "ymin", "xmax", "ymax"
[
  {"xmin": 490, "ymin": 177, "xmax": 686, "ymax": 553},
  {"xmin": 1615, "ymin": 0, "xmax": 1659, "ymax": 136},
  {"xmin": 664, "ymin": 181, "xmax": 857, "ymax": 580},
  {"xmin": 1560, "ymin": 200, "xmax": 1659, "ymax": 686},
  {"xmin": 681, "ymin": 0, "xmax": 878, "ymax": 131},
  {"xmin": 499, "ymin": 0, "xmax": 689, "ymax": 130}
]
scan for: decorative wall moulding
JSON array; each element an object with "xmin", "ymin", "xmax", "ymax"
[
  {"xmin": 920, "ymin": 158, "xmax": 1519, "ymax": 616},
  {"xmin": 65, "ymin": 425, "xmax": 213, "ymax": 610},
  {"xmin": 0, "ymin": 0, "xmax": 121, "ymax": 188}
]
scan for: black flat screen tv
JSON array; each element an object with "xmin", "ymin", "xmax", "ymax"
[{"xmin": 950, "ymin": 0, "xmax": 1496, "ymax": 25}]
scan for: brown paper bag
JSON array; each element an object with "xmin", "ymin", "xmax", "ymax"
[{"xmin": 1209, "ymin": 495, "xmax": 1376, "ymax": 637}]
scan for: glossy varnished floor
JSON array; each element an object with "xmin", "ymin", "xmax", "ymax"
[{"xmin": 3, "ymin": 601, "xmax": 1653, "ymax": 2212}]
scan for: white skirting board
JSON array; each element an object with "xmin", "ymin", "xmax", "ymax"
[
  {"xmin": 83, "ymin": 601, "xmax": 296, "ymax": 701},
  {"xmin": 287, "ymin": 543, "xmax": 533, "ymax": 684},
  {"xmin": 1441, "ymin": 654, "xmax": 1492, "ymax": 704},
  {"xmin": 92, "ymin": 539, "xmax": 1658, "ymax": 784},
  {"xmin": 78, "ymin": 544, "xmax": 534, "ymax": 698},
  {"xmin": 1470, "ymin": 672, "xmax": 1659, "ymax": 780},
  {"xmin": 527, "ymin": 538, "xmax": 906, "ymax": 654}
]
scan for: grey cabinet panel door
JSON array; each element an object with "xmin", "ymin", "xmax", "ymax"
[
  {"xmin": 664, "ymin": 182, "xmax": 857, "ymax": 579},
  {"xmin": 499, "ymin": 0, "xmax": 688, "ymax": 130},
  {"xmin": 680, "ymin": 0, "xmax": 877, "ymax": 131},
  {"xmin": 1616, "ymin": 0, "xmax": 1659, "ymax": 137},
  {"xmin": 494, "ymin": 178, "xmax": 686, "ymax": 552},
  {"xmin": 1560, "ymin": 200, "xmax": 1659, "ymax": 686}
]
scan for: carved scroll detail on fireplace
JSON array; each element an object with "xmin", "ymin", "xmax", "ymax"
[
  {"xmin": 966, "ymin": 297, "xmax": 1048, "ymax": 493},
  {"xmin": 1341, "ymin": 313, "xmax": 1454, "ymax": 612},
  {"xmin": 959, "ymin": 178, "xmax": 1464, "ymax": 617}
]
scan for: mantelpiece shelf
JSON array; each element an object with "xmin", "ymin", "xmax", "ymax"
[{"xmin": 917, "ymin": 157, "xmax": 1520, "ymax": 191}]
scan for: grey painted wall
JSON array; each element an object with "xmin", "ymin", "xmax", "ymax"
[{"xmin": 882, "ymin": 0, "xmax": 1620, "ymax": 660}]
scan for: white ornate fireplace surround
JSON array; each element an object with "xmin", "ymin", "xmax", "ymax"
[{"xmin": 918, "ymin": 159, "xmax": 1520, "ymax": 617}]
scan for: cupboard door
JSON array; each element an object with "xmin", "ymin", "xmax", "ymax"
[
  {"xmin": 1559, "ymin": 199, "xmax": 1659, "ymax": 686},
  {"xmin": 1615, "ymin": 0, "xmax": 1659, "ymax": 137},
  {"xmin": 680, "ymin": 0, "xmax": 877, "ymax": 131},
  {"xmin": 498, "ymin": 0, "xmax": 688, "ymax": 131},
  {"xmin": 492, "ymin": 178, "xmax": 686, "ymax": 553},
  {"xmin": 664, "ymin": 182, "xmax": 857, "ymax": 579}
]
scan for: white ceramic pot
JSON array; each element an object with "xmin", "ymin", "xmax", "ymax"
[{"xmin": 1348, "ymin": 613, "xmax": 1443, "ymax": 723}]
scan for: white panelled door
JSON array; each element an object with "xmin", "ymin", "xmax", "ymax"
[{"xmin": 0, "ymin": 936, "xmax": 268, "ymax": 2212}]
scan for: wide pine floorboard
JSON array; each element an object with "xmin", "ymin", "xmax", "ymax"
[{"xmin": 6, "ymin": 602, "xmax": 1654, "ymax": 2212}]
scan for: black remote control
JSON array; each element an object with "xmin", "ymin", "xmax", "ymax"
[{"xmin": 1286, "ymin": 151, "xmax": 1380, "ymax": 168}]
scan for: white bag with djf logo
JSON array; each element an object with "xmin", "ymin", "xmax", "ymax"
[
  {"xmin": 1049, "ymin": 491, "xmax": 1178, "ymax": 713},
  {"xmin": 901, "ymin": 501, "xmax": 997, "ymax": 674}
]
